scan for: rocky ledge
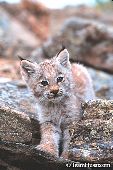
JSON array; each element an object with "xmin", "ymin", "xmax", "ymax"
[
  {"xmin": 69, "ymin": 100, "xmax": 113, "ymax": 164},
  {"xmin": 0, "ymin": 81, "xmax": 113, "ymax": 170}
]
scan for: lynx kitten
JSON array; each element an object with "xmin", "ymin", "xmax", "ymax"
[{"xmin": 20, "ymin": 48, "xmax": 95, "ymax": 158}]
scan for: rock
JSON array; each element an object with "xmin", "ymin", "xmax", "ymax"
[
  {"xmin": 0, "ymin": 64, "xmax": 13, "ymax": 73},
  {"xmin": 0, "ymin": 81, "xmax": 38, "ymax": 119},
  {"xmin": 69, "ymin": 100, "xmax": 113, "ymax": 164},
  {"xmin": 50, "ymin": 5, "xmax": 113, "ymax": 36},
  {"xmin": 0, "ymin": 97, "xmax": 113, "ymax": 169},
  {"xmin": 87, "ymin": 68, "xmax": 113, "ymax": 100},
  {"xmin": 0, "ymin": 80, "xmax": 42, "ymax": 144},
  {"xmin": 50, "ymin": 6, "xmax": 102, "ymax": 36},
  {"xmin": 0, "ymin": 141, "xmax": 83, "ymax": 170},
  {"xmin": 0, "ymin": 81, "xmax": 41, "ymax": 145},
  {"xmin": 32, "ymin": 17, "xmax": 113, "ymax": 74},
  {"xmin": 0, "ymin": 0, "xmax": 50, "ymax": 59},
  {"xmin": 0, "ymin": 77, "xmax": 11, "ymax": 83},
  {"xmin": 20, "ymin": 0, "xmax": 50, "ymax": 40},
  {"xmin": 0, "ymin": 0, "xmax": 50, "ymax": 41},
  {"xmin": 0, "ymin": 106, "xmax": 32, "ymax": 143},
  {"xmin": 0, "ymin": 59, "xmax": 23, "ymax": 80},
  {"xmin": 0, "ymin": 7, "xmax": 39, "ymax": 59}
]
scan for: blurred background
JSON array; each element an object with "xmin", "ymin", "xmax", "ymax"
[{"xmin": 0, "ymin": 0, "xmax": 113, "ymax": 99}]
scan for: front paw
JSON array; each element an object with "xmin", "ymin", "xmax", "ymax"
[{"xmin": 35, "ymin": 144, "xmax": 58, "ymax": 157}]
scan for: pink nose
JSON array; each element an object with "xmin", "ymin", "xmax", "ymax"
[
  {"xmin": 50, "ymin": 89, "xmax": 59, "ymax": 95},
  {"xmin": 50, "ymin": 85, "xmax": 59, "ymax": 95}
]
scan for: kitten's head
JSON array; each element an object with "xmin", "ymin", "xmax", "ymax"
[{"xmin": 20, "ymin": 48, "xmax": 72, "ymax": 103}]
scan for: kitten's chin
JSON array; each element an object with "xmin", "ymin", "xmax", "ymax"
[{"xmin": 46, "ymin": 95, "xmax": 64, "ymax": 103}]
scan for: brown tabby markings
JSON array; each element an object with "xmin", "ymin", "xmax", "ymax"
[{"xmin": 20, "ymin": 48, "xmax": 95, "ymax": 158}]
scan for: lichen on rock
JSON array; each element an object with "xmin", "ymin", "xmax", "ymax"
[{"xmin": 69, "ymin": 100, "xmax": 113, "ymax": 164}]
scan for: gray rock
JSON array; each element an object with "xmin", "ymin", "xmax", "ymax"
[
  {"xmin": 0, "ymin": 80, "xmax": 38, "ymax": 119},
  {"xmin": 32, "ymin": 17, "xmax": 113, "ymax": 74},
  {"xmin": 0, "ymin": 80, "xmax": 41, "ymax": 145},
  {"xmin": 0, "ymin": 106, "xmax": 32, "ymax": 143},
  {"xmin": 69, "ymin": 100, "xmax": 113, "ymax": 164},
  {"xmin": 0, "ymin": 7, "xmax": 39, "ymax": 58},
  {"xmin": 88, "ymin": 67, "xmax": 113, "ymax": 100}
]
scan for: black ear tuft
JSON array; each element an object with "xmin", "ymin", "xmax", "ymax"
[
  {"xmin": 18, "ymin": 55, "xmax": 25, "ymax": 61},
  {"xmin": 18, "ymin": 55, "xmax": 32, "ymax": 62},
  {"xmin": 57, "ymin": 45, "xmax": 66, "ymax": 56},
  {"xmin": 61, "ymin": 44, "xmax": 66, "ymax": 51}
]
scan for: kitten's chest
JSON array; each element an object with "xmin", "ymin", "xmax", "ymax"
[
  {"xmin": 49, "ymin": 103, "xmax": 63, "ymax": 116},
  {"xmin": 49, "ymin": 104, "xmax": 66, "ymax": 125},
  {"xmin": 45, "ymin": 103, "xmax": 66, "ymax": 122},
  {"xmin": 38, "ymin": 101, "xmax": 70, "ymax": 125}
]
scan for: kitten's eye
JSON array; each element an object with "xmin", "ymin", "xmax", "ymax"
[
  {"xmin": 41, "ymin": 80, "xmax": 49, "ymax": 86},
  {"xmin": 57, "ymin": 76, "xmax": 64, "ymax": 83}
]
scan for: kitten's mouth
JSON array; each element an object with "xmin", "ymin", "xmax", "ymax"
[{"xmin": 47, "ymin": 93, "xmax": 62, "ymax": 100}]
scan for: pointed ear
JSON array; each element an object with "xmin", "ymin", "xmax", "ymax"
[
  {"xmin": 20, "ymin": 60, "xmax": 36, "ymax": 81},
  {"xmin": 56, "ymin": 49, "xmax": 70, "ymax": 68}
]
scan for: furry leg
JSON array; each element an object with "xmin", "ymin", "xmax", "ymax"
[{"xmin": 36, "ymin": 122, "xmax": 60, "ymax": 157}]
